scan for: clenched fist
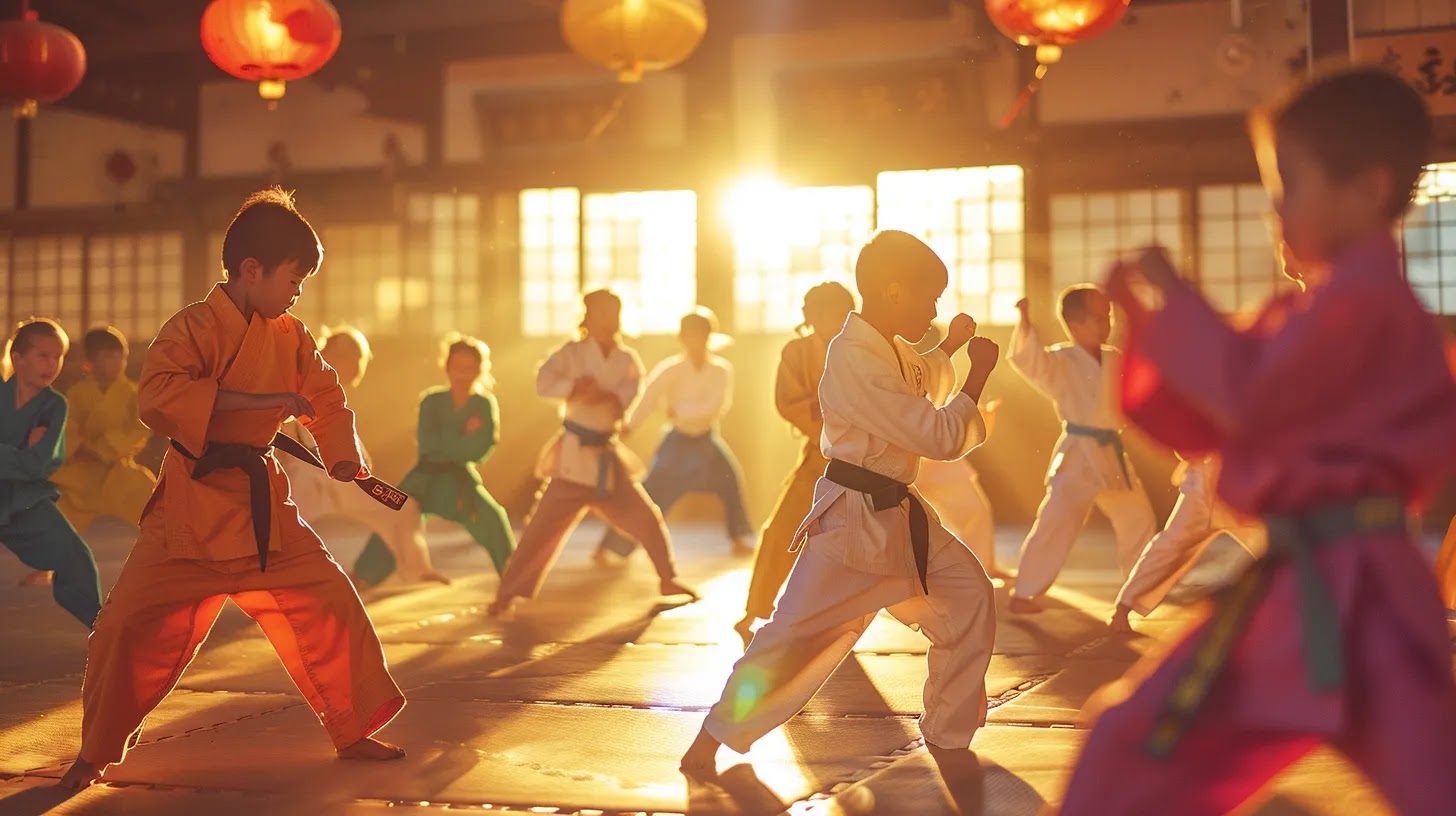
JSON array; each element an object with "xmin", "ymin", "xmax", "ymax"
[
  {"xmin": 967, "ymin": 336, "xmax": 1000, "ymax": 373},
  {"xmin": 944, "ymin": 313, "xmax": 977, "ymax": 350}
]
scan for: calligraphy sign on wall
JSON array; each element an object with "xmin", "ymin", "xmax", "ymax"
[
  {"xmin": 776, "ymin": 60, "xmax": 985, "ymax": 165},
  {"xmin": 1354, "ymin": 28, "xmax": 1456, "ymax": 116}
]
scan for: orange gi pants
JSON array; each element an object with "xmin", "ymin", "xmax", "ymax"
[{"xmin": 79, "ymin": 508, "xmax": 404, "ymax": 765}]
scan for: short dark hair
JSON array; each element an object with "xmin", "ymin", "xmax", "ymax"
[
  {"xmin": 1259, "ymin": 66, "xmax": 1431, "ymax": 219},
  {"xmin": 220, "ymin": 186, "xmax": 323, "ymax": 279},
  {"xmin": 854, "ymin": 230, "xmax": 947, "ymax": 300},
  {"xmin": 1059, "ymin": 284, "xmax": 1104, "ymax": 324},
  {"xmin": 679, "ymin": 306, "xmax": 718, "ymax": 336},
  {"xmin": 82, "ymin": 326, "xmax": 128, "ymax": 358}
]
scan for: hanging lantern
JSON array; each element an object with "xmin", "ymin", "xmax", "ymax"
[
  {"xmin": 561, "ymin": 0, "xmax": 707, "ymax": 83},
  {"xmin": 200, "ymin": 0, "xmax": 341, "ymax": 108},
  {"xmin": 986, "ymin": 0, "xmax": 1129, "ymax": 126},
  {"xmin": 0, "ymin": 1, "xmax": 87, "ymax": 119}
]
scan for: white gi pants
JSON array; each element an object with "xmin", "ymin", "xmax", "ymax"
[{"xmin": 1013, "ymin": 466, "xmax": 1156, "ymax": 599}]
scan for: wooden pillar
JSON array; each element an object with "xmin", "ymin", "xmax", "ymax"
[
  {"xmin": 14, "ymin": 116, "xmax": 30, "ymax": 210},
  {"xmin": 1308, "ymin": 0, "xmax": 1351, "ymax": 65},
  {"xmin": 685, "ymin": 7, "xmax": 737, "ymax": 327}
]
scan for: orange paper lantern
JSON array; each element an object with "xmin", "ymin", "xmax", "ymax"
[
  {"xmin": 0, "ymin": 3, "xmax": 86, "ymax": 118},
  {"xmin": 201, "ymin": 0, "xmax": 341, "ymax": 107},
  {"xmin": 561, "ymin": 0, "xmax": 707, "ymax": 83},
  {"xmin": 985, "ymin": 0, "xmax": 1129, "ymax": 126}
]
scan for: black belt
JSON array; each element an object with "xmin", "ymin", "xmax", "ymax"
[
  {"xmin": 170, "ymin": 433, "xmax": 410, "ymax": 572},
  {"xmin": 563, "ymin": 420, "xmax": 615, "ymax": 498},
  {"xmin": 824, "ymin": 458, "xmax": 930, "ymax": 593},
  {"xmin": 1145, "ymin": 496, "xmax": 1407, "ymax": 758}
]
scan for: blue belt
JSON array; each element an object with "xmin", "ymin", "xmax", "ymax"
[
  {"xmin": 1064, "ymin": 422, "xmax": 1131, "ymax": 487},
  {"xmin": 563, "ymin": 420, "xmax": 614, "ymax": 498}
]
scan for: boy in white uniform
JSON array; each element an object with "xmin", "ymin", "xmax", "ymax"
[
  {"xmin": 680, "ymin": 230, "xmax": 999, "ymax": 779},
  {"xmin": 1108, "ymin": 455, "xmax": 1266, "ymax": 631},
  {"xmin": 1008, "ymin": 289, "xmax": 1156, "ymax": 613}
]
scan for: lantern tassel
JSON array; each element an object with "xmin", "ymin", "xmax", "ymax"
[{"xmin": 999, "ymin": 62, "xmax": 1050, "ymax": 129}]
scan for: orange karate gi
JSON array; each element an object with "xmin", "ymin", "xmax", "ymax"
[
  {"xmin": 51, "ymin": 374, "xmax": 157, "ymax": 532},
  {"xmin": 79, "ymin": 285, "xmax": 404, "ymax": 767}
]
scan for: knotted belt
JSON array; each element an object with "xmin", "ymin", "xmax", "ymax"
[
  {"xmin": 1063, "ymin": 422, "xmax": 1131, "ymax": 487},
  {"xmin": 563, "ymin": 419, "xmax": 615, "ymax": 498},
  {"xmin": 170, "ymin": 433, "xmax": 410, "ymax": 572},
  {"xmin": 1144, "ymin": 495, "xmax": 1407, "ymax": 758},
  {"xmin": 824, "ymin": 458, "xmax": 930, "ymax": 593}
]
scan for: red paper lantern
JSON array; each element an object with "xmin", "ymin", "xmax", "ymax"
[
  {"xmin": 200, "ymin": 0, "xmax": 341, "ymax": 107},
  {"xmin": 986, "ymin": 0, "xmax": 1129, "ymax": 60},
  {"xmin": 0, "ymin": 4, "xmax": 87, "ymax": 118},
  {"xmin": 985, "ymin": 0, "xmax": 1129, "ymax": 126}
]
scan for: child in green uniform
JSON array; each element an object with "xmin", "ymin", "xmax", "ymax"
[{"xmin": 352, "ymin": 335, "xmax": 515, "ymax": 587}]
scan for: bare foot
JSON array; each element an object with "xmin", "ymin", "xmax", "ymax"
[
  {"xmin": 1007, "ymin": 595, "xmax": 1043, "ymax": 614},
  {"xmin": 660, "ymin": 578, "xmax": 701, "ymax": 601},
  {"xmin": 420, "ymin": 571, "xmax": 452, "ymax": 586},
  {"xmin": 733, "ymin": 616, "xmax": 756, "ymax": 649},
  {"xmin": 18, "ymin": 570, "xmax": 53, "ymax": 587},
  {"xmin": 731, "ymin": 537, "xmax": 755, "ymax": 558},
  {"xmin": 337, "ymin": 737, "xmax": 406, "ymax": 761},
  {"xmin": 679, "ymin": 728, "xmax": 721, "ymax": 780},
  {"xmin": 1107, "ymin": 605, "xmax": 1133, "ymax": 633},
  {"xmin": 58, "ymin": 758, "xmax": 104, "ymax": 790}
]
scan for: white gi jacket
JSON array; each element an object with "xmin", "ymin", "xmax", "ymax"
[
  {"xmin": 533, "ymin": 337, "xmax": 646, "ymax": 489},
  {"xmin": 794, "ymin": 313, "xmax": 987, "ymax": 579}
]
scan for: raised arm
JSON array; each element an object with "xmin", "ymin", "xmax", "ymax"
[
  {"xmin": 1008, "ymin": 310, "xmax": 1063, "ymax": 398},
  {"xmin": 821, "ymin": 341, "xmax": 987, "ymax": 462}
]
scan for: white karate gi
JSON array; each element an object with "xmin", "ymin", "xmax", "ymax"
[
  {"xmin": 1115, "ymin": 456, "xmax": 1266, "ymax": 616},
  {"xmin": 495, "ymin": 338, "xmax": 679, "ymax": 604},
  {"xmin": 702, "ymin": 313, "xmax": 997, "ymax": 752},
  {"xmin": 1009, "ymin": 321, "xmax": 1156, "ymax": 599},
  {"xmin": 280, "ymin": 422, "xmax": 435, "ymax": 581}
]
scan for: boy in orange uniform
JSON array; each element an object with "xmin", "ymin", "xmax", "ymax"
[{"xmin": 61, "ymin": 188, "xmax": 406, "ymax": 789}]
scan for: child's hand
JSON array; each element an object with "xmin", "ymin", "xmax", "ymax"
[
  {"xmin": 943, "ymin": 313, "xmax": 977, "ymax": 352},
  {"xmin": 329, "ymin": 460, "xmax": 365, "ymax": 482},
  {"xmin": 570, "ymin": 377, "xmax": 606, "ymax": 403},
  {"xmin": 464, "ymin": 415, "xmax": 483, "ymax": 433},
  {"xmin": 27, "ymin": 426, "xmax": 46, "ymax": 447},
  {"xmin": 266, "ymin": 392, "xmax": 316, "ymax": 419},
  {"xmin": 967, "ymin": 336, "xmax": 1000, "ymax": 373},
  {"xmin": 1135, "ymin": 246, "xmax": 1180, "ymax": 290}
]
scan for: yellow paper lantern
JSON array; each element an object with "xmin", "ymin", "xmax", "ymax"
[{"xmin": 561, "ymin": 0, "xmax": 707, "ymax": 83}]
